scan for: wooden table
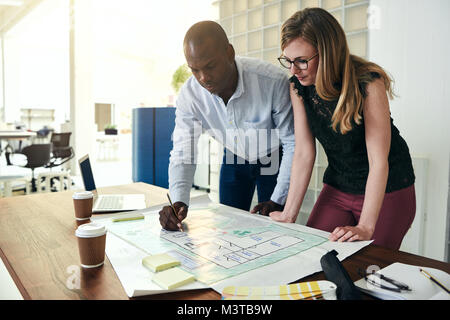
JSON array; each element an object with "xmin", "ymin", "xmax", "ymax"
[{"xmin": 0, "ymin": 182, "xmax": 449, "ymax": 300}]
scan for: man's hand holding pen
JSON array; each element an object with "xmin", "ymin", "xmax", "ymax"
[{"xmin": 159, "ymin": 200, "xmax": 188, "ymax": 231}]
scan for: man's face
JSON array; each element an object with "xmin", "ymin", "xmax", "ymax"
[{"xmin": 185, "ymin": 39, "xmax": 235, "ymax": 96}]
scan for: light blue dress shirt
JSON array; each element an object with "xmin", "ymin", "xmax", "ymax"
[{"xmin": 169, "ymin": 56, "xmax": 295, "ymax": 206}]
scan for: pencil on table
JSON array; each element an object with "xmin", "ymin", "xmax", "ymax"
[{"xmin": 420, "ymin": 268, "xmax": 450, "ymax": 294}]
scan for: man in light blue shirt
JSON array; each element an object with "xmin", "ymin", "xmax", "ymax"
[{"xmin": 159, "ymin": 21, "xmax": 294, "ymax": 231}]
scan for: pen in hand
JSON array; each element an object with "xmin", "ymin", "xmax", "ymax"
[{"xmin": 166, "ymin": 193, "xmax": 184, "ymax": 232}]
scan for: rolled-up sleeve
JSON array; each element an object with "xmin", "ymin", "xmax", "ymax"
[
  {"xmin": 168, "ymin": 93, "xmax": 202, "ymax": 206},
  {"xmin": 270, "ymin": 76, "xmax": 295, "ymax": 205}
]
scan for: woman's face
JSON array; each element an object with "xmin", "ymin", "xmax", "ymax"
[{"xmin": 282, "ymin": 37, "xmax": 319, "ymax": 86}]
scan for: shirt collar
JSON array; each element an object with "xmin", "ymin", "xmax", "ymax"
[{"xmin": 232, "ymin": 57, "xmax": 244, "ymax": 100}]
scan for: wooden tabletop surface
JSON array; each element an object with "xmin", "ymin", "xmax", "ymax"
[{"xmin": 1, "ymin": 182, "xmax": 449, "ymax": 300}]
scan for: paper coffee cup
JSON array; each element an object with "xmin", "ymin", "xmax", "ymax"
[
  {"xmin": 76, "ymin": 222, "xmax": 107, "ymax": 268},
  {"xmin": 75, "ymin": 217, "xmax": 91, "ymax": 226},
  {"xmin": 73, "ymin": 191, "xmax": 93, "ymax": 219}
]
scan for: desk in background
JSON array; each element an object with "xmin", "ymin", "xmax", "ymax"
[
  {"xmin": 0, "ymin": 131, "xmax": 37, "ymax": 140},
  {"xmin": 0, "ymin": 131, "xmax": 37, "ymax": 155},
  {"xmin": 0, "ymin": 182, "xmax": 449, "ymax": 300},
  {"xmin": 0, "ymin": 131, "xmax": 37, "ymax": 191},
  {"xmin": 95, "ymin": 133, "xmax": 119, "ymax": 161}
]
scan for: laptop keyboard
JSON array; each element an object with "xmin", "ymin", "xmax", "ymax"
[{"xmin": 98, "ymin": 195, "xmax": 123, "ymax": 209}]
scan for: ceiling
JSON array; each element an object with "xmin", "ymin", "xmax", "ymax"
[{"xmin": 0, "ymin": 0, "xmax": 43, "ymax": 35}]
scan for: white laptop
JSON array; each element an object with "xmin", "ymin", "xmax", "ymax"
[{"xmin": 78, "ymin": 154, "xmax": 146, "ymax": 213}]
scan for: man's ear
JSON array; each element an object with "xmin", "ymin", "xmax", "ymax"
[{"xmin": 227, "ymin": 43, "xmax": 235, "ymax": 62}]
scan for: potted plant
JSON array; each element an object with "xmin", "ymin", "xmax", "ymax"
[
  {"xmin": 171, "ymin": 63, "xmax": 192, "ymax": 94},
  {"xmin": 104, "ymin": 124, "xmax": 118, "ymax": 135}
]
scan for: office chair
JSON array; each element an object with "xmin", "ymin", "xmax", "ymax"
[
  {"xmin": 8, "ymin": 144, "xmax": 52, "ymax": 192},
  {"xmin": 46, "ymin": 132, "xmax": 74, "ymax": 168},
  {"xmin": 43, "ymin": 132, "xmax": 74, "ymax": 192}
]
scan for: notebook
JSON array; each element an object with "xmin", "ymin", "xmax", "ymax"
[
  {"xmin": 152, "ymin": 267, "xmax": 196, "ymax": 290},
  {"xmin": 354, "ymin": 263, "xmax": 450, "ymax": 300},
  {"xmin": 78, "ymin": 154, "xmax": 146, "ymax": 212},
  {"xmin": 142, "ymin": 253, "xmax": 180, "ymax": 272}
]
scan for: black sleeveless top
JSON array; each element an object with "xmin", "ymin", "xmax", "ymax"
[{"xmin": 290, "ymin": 75, "xmax": 415, "ymax": 194}]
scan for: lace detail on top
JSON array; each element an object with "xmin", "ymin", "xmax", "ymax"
[{"xmin": 290, "ymin": 75, "xmax": 415, "ymax": 194}]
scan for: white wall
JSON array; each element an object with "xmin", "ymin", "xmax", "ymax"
[
  {"xmin": 91, "ymin": 0, "xmax": 215, "ymax": 118},
  {"xmin": 369, "ymin": 0, "xmax": 450, "ymax": 261},
  {"xmin": 3, "ymin": 0, "xmax": 70, "ymax": 125}
]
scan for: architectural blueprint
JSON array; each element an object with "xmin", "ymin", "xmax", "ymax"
[{"xmin": 106, "ymin": 205, "xmax": 328, "ymax": 284}]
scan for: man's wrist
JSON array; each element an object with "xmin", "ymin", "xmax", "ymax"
[
  {"xmin": 174, "ymin": 201, "xmax": 188, "ymax": 207},
  {"xmin": 269, "ymin": 200, "xmax": 284, "ymax": 210}
]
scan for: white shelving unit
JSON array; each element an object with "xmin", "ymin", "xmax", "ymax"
[
  {"xmin": 20, "ymin": 108, "xmax": 55, "ymax": 131},
  {"xmin": 193, "ymin": 133, "xmax": 211, "ymax": 190},
  {"xmin": 208, "ymin": 136, "xmax": 224, "ymax": 204},
  {"xmin": 400, "ymin": 157, "xmax": 428, "ymax": 256},
  {"xmin": 213, "ymin": 0, "xmax": 370, "ymax": 67}
]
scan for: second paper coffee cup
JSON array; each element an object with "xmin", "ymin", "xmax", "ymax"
[
  {"xmin": 73, "ymin": 191, "xmax": 93, "ymax": 219},
  {"xmin": 76, "ymin": 222, "xmax": 106, "ymax": 268},
  {"xmin": 75, "ymin": 217, "xmax": 91, "ymax": 226}
]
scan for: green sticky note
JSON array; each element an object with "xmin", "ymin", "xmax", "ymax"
[
  {"xmin": 152, "ymin": 267, "xmax": 195, "ymax": 290},
  {"xmin": 142, "ymin": 253, "xmax": 180, "ymax": 272}
]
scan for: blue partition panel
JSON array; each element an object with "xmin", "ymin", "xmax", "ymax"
[
  {"xmin": 154, "ymin": 107, "xmax": 176, "ymax": 188},
  {"xmin": 132, "ymin": 108, "xmax": 154, "ymax": 184},
  {"xmin": 132, "ymin": 107, "xmax": 176, "ymax": 188}
]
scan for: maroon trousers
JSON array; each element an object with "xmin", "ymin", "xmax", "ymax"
[{"xmin": 306, "ymin": 184, "xmax": 416, "ymax": 250}]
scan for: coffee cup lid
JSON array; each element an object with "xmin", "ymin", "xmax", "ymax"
[
  {"xmin": 75, "ymin": 217, "xmax": 91, "ymax": 221},
  {"xmin": 76, "ymin": 222, "xmax": 106, "ymax": 238},
  {"xmin": 73, "ymin": 191, "xmax": 94, "ymax": 200}
]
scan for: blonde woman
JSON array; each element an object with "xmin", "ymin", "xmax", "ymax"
[{"xmin": 269, "ymin": 8, "xmax": 415, "ymax": 250}]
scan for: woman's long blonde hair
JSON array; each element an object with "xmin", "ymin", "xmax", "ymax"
[{"xmin": 281, "ymin": 8, "xmax": 394, "ymax": 134}]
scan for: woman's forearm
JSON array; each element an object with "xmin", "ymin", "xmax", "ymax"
[
  {"xmin": 358, "ymin": 161, "xmax": 389, "ymax": 231},
  {"xmin": 282, "ymin": 151, "xmax": 315, "ymax": 222}
]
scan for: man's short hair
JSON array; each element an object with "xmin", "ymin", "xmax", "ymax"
[{"xmin": 183, "ymin": 20, "xmax": 229, "ymax": 52}]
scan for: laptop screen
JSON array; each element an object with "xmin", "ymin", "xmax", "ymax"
[{"xmin": 79, "ymin": 155, "xmax": 96, "ymax": 191}]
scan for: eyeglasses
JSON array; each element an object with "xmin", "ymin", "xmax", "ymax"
[
  {"xmin": 278, "ymin": 53, "xmax": 318, "ymax": 70},
  {"xmin": 358, "ymin": 269, "xmax": 411, "ymax": 293}
]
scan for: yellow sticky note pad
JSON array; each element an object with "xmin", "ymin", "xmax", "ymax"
[
  {"xmin": 142, "ymin": 253, "xmax": 180, "ymax": 272},
  {"xmin": 222, "ymin": 286, "xmax": 236, "ymax": 296},
  {"xmin": 236, "ymin": 286, "xmax": 250, "ymax": 296},
  {"xmin": 152, "ymin": 267, "xmax": 195, "ymax": 290}
]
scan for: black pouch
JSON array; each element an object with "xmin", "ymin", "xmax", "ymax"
[{"xmin": 320, "ymin": 250, "xmax": 362, "ymax": 300}]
